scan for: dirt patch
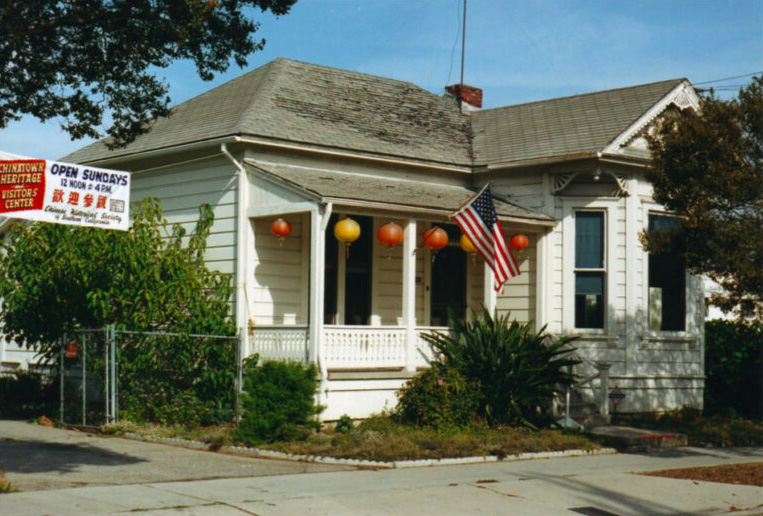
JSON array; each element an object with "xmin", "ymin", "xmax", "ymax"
[{"xmin": 642, "ymin": 462, "xmax": 762, "ymax": 487}]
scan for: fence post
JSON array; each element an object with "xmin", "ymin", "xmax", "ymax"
[
  {"xmin": 82, "ymin": 332, "xmax": 86, "ymax": 427},
  {"xmin": 235, "ymin": 327, "xmax": 243, "ymax": 423},
  {"xmin": 59, "ymin": 337, "xmax": 65, "ymax": 424},
  {"xmin": 108, "ymin": 325, "xmax": 117, "ymax": 424}
]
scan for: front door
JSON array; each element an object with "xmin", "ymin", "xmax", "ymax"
[{"xmin": 429, "ymin": 227, "xmax": 467, "ymax": 326}]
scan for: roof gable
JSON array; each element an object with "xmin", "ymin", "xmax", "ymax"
[{"xmin": 471, "ymin": 79, "xmax": 688, "ymax": 167}]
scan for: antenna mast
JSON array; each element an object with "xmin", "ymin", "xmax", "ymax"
[{"xmin": 460, "ymin": 0, "xmax": 467, "ymax": 87}]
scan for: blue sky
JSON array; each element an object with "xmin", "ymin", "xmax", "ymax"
[{"xmin": 2, "ymin": 0, "xmax": 762, "ymax": 160}]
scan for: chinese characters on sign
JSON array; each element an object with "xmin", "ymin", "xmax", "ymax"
[{"xmin": 0, "ymin": 152, "xmax": 130, "ymax": 231}]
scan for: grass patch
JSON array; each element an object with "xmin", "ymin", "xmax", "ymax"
[
  {"xmin": 102, "ymin": 415, "xmax": 599, "ymax": 461},
  {"xmin": 258, "ymin": 416, "xmax": 599, "ymax": 462}
]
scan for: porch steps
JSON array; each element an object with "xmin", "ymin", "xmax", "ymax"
[{"xmin": 590, "ymin": 425, "xmax": 688, "ymax": 451}]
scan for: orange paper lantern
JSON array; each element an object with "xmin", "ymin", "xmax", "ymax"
[
  {"xmin": 271, "ymin": 218, "xmax": 291, "ymax": 247},
  {"xmin": 377, "ymin": 222, "xmax": 403, "ymax": 248},
  {"xmin": 510, "ymin": 233, "xmax": 529, "ymax": 251},
  {"xmin": 423, "ymin": 226, "xmax": 448, "ymax": 251}
]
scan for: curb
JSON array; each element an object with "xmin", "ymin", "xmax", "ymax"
[{"xmin": 126, "ymin": 433, "xmax": 618, "ymax": 469}]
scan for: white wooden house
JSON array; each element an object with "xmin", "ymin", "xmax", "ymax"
[{"xmin": 13, "ymin": 58, "xmax": 705, "ymax": 420}]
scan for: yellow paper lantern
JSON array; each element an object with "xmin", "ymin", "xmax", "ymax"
[
  {"xmin": 459, "ymin": 234, "xmax": 477, "ymax": 253},
  {"xmin": 334, "ymin": 217, "xmax": 361, "ymax": 243}
]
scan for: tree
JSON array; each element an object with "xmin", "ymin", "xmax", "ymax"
[
  {"xmin": 0, "ymin": 0, "xmax": 295, "ymax": 148},
  {"xmin": 0, "ymin": 198, "xmax": 235, "ymax": 359},
  {"xmin": 645, "ymin": 77, "xmax": 763, "ymax": 319}
]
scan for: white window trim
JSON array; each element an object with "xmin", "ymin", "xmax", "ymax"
[{"xmin": 562, "ymin": 199, "xmax": 618, "ymax": 335}]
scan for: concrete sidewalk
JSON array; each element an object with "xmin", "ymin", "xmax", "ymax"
[{"xmin": 2, "ymin": 420, "xmax": 761, "ymax": 515}]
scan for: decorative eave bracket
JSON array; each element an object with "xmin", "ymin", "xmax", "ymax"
[{"xmin": 553, "ymin": 169, "xmax": 630, "ymax": 197}]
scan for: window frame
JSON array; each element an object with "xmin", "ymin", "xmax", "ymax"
[
  {"xmin": 573, "ymin": 209, "xmax": 607, "ymax": 330},
  {"xmin": 646, "ymin": 211, "xmax": 688, "ymax": 333}
]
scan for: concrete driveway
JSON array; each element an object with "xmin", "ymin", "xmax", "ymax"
[{"xmin": 0, "ymin": 419, "xmax": 354, "ymax": 491}]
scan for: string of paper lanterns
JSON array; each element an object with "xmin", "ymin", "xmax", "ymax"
[{"xmin": 270, "ymin": 216, "xmax": 528, "ymax": 262}]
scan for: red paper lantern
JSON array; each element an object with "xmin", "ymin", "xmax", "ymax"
[
  {"xmin": 423, "ymin": 226, "xmax": 448, "ymax": 251},
  {"xmin": 510, "ymin": 233, "xmax": 529, "ymax": 251},
  {"xmin": 271, "ymin": 218, "xmax": 291, "ymax": 247},
  {"xmin": 377, "ymin": 222, "xmax": 403, "ymax": 248}
]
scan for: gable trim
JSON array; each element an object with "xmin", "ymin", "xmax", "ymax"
[{"xmin": 602, "ymin": 80, "xmax": 701, "ymax": 156}]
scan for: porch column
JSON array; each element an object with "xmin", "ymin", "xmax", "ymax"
[
  {"xmin": 483, "ymin": 262, "xmax": 497, "ymax": 314},
  {"xmin": 308, "ymin": 204, "xmax": 329, "ymax": 364},
  {"xmin": 403, "ymin": 218, "xmax": 417, "ymax": 373}
]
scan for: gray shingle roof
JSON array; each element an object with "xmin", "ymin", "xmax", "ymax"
[
  {"xmin": 471, "ymin": 79, "xmax": 685, "ymax": 167},
  {"xmin": 245, "ymin": 159, "xmax": 553, "ymax": 224},
  {"xmin": 63, "ymin": 58, "xmax": 686, "ymax": 172},
  {"xmin": 64, "ymin": 58, "xmax": 473, "ymax": 166}
]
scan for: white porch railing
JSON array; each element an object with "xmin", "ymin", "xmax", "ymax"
[
  {"xmin": 323, "ymin": 326, "xmax": 406, "ymax": 368},
  {"xmin": 249, "ymin": 325, "xmax": 309, "ymax": 362},
  {"xmin": 250, "ymin": 325, "xmax": 449, "ymax": 370}
]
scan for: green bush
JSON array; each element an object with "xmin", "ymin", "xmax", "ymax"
[
  {"xmin": 235, "ymin": 357, "xmax": 323, "ymax": 445},
  {"xmin": 119, "ymin": 382, "xmax": 231, "ymax": 426},
  {"xmin": 395, "ymin": 368, "xmax": 480, "ymax": 429},
  {"xmin": 0, "ymin": 370, "xmax": 57, "ymax": 418},
  {"xmin": 704, "ymin": 320, "xmax": 762, "ymax": 420},
  {"xmin": 118, "ymin": 333, "xmax": 237, "ymax": 425},
  {"xmin": 422, "ymin": 307, "xmax": 579, "ymax": 428}
]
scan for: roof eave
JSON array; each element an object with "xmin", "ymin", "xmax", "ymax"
[
  {"xmin": 322, "ymin": 197, "xmax": 555, "ymax": 227},
  {"xmin": 483, "ymin": 151, "xmax": 600, "ymax": 171}
]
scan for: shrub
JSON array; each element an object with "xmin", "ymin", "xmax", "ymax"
[
  {"xmin": 335, "ymin": 414, "xmax": 354, "ymax": 433},
  {"xmin": 235, "ymin": 357, "xmax": 323, "ymax": 445},
  {"xmin": 0, "ymin": 371, "xmax": 57, "ymax": 418},
  {"xmin": 118, "ymin": 333, "xmax": 237, "ymax": 425},
  {"xmin": 422, "ymin": 307, "xmax": 579, "ymax": 428},
  {"xmin": 119, "ymin": 382, "xmax": 231, "ymax": 426},
  {"xmin": 395, "ymin": 368, "xmax": 480, "ymax": 429},
  {"xmin": 704, "ymin": 320, "xmax": 762, "ymax": 420}
]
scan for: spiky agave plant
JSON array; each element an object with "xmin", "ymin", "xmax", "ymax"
[{"xmin": 422, "ymin": 307, "xmax": 579, "ymax": 428}]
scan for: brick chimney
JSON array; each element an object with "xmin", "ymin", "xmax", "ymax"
[{"xmin": 445, "ymin": 84, "xmax": 483, "ymax": 111}]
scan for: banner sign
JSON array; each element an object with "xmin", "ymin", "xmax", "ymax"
[{"xmin": 0, "ymin": 152, "xmax": 130, "ymax": 231}]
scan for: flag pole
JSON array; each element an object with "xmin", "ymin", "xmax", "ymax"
[{"xmin": 454, "ymin": 182, "xmax": 492, "ymax": 213}]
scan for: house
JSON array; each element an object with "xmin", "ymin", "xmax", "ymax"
[{"xmin": 17, "ymin": 58, "xmax": 706, "ymax": 420}]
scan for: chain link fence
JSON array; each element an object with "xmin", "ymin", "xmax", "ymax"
[{"xmin": 59, "ymin": 326, "xmax": 242, "ymax": 427}]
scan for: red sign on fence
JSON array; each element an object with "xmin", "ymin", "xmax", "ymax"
[{"xmin": 65, "ymin": 342, "xmax": 78, "ymax": 358}]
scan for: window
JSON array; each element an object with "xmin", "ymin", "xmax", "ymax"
[
  {"xmin": 648, "ymin": 214, "xmax": 685, "ymax": 331},
  {"xmin": 575, "ymin": 211, "xmax": 605, "ymax": 329}
]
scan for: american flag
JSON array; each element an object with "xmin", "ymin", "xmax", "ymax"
[{"xmin": 453, "ymin": 185, "xmax": 519, "ymax": 291}]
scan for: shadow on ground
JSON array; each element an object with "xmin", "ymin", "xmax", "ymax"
[{"xmin": 0, "ymin": 437, "xmax": 146, "ymax": 474}]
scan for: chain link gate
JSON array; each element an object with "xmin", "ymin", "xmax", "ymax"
[
  {"xmin": 59, "ymin": 326, "xmax": 116, "ymax": 427},
  {"xmin": 59, "ymin": 326, "xmax": 242, "ymax": 427}
]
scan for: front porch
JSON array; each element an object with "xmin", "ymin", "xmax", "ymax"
[{"xmin": 241, "ymin": 160, "xmax": 554, "ymax": 419}]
